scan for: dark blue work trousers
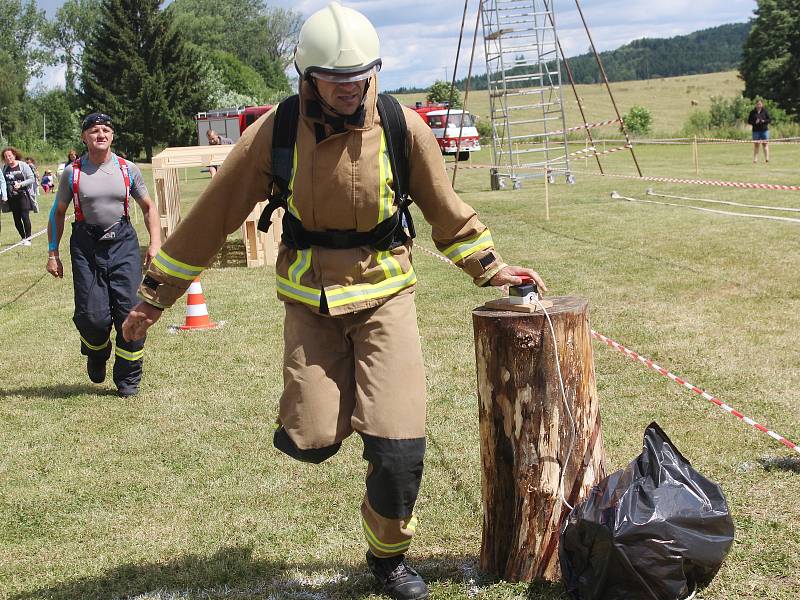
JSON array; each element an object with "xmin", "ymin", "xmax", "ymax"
[{"xmin": 70, "ymin": 219, "xmax": 145, "ymax": 389}]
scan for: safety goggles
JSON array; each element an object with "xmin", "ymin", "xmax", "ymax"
[
  {"xmin": 81, "ymin": 112, "xmax": 114, "ymax": 131},
  {"xmin": 311, "ymin": 67, "xmax": 376, "ymax": 84}
]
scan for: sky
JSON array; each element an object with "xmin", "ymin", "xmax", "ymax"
[{"xmin": 35, "ymin": 0, "xmax": 757, "ymax": 93}]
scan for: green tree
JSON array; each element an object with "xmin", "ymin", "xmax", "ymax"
[
  {"xmin": 208, "ymin": 50, "xmax": 272, "ymax": 101},
  {"xmin": 0, "ymin": 0, "xmax": 49, "ymax": 139},
  {"xmin": 168, "ymin": 0, "xmax": 298, "ymax": 92},
  {"xmin": 622, "ymin": 105, "xmax": 652, "ymax": 135},
  {"xmin": 81, "ymin": 0, "xmax": 208, "ymax": 160},
  {"xmin": 426, "ymin": 80, "xmax": 462, "ymax": 108},
  {"xmin": 740, "ymin": 0, "xmax": 800, "ymax": 117},
  {"xmin": 25, "ymin": 90, "xmax": 81, "ymax": 149},
  {"xmin": 42, "ymin": 0, "xmax": 102, "ymax": 99}
]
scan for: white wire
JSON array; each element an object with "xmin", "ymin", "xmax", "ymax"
[
  {"xmin": 415, "ymin": 243, "xmax": 580, "ymax": 511},
  {"xmin": 0, "ymin": 214, "xmax": 76, "ymax": 257},
  {"xmin": 533, "ymin": 295, "xmax": 578, "ymax": 511}
]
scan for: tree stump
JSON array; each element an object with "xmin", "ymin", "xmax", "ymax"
[{"xmin": 472, "ymin": 296, "xmax": 607, "ymax": 582}]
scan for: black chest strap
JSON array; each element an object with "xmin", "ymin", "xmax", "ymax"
[{"xmin": 257, "ymin": 93, "xmax": 414, "ymax": 251}]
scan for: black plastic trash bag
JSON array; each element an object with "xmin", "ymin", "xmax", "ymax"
[{"xmin": 559, "ymin": 422, "xmax": 734, "ymax": 600}]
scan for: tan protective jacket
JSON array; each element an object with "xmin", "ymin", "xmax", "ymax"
[{"xmin": 139, "ymin": 78, "xmax": 506, "ymax": 315}]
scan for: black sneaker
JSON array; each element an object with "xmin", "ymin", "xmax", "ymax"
[
  {"xmin": 87, "ymin": 357, "xmax": 106, "ymax": 384},
  {"xmin": 366, "ymin": 551, "xmax": 429, "ymax": 600}
]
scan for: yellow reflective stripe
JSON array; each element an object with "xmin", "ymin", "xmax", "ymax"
[
  {"xmin": 289, "ymin": 248, "xmax": 312, "ymax": 283},
  {"xmin": 362, "ymin": 518, "xmax": 412, "ymax": 554},
  {"xmin": 153, "ymin": 250, "xmax": 204, "ymax": 281},
  {"xmin": 80, "ymin": 335, "xmax": 110, "ymax": 351},
  {"xmin": 376, "ymin": 251, "xmax": 402, "ymax": 279},
  {"xmin": 287, "ymin": 143, "xmax": 300, "ymax": 218},
  {"xmin": 276, "ymin": 276, "xmax": 321, "ymax": 308},
  {"xmin": 115, "ymin": 347, "xmax": 144, "ymax": 362},
  {"xmin": 442, "ymin": 229, "xmax": 494, "ymax": 262},
  {"xmin": 405, "ymin": 515, "xmax": 418, "ymax": 534},
  {"xmin": 325, "ymin": 267, "xmax": 416, "ymax": 309},
  {"xmin": 378, "ymin": 133, "xmax": 394, "ymax": 223}
]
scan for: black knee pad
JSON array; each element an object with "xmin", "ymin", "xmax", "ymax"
[
  {"xmin": 273, "ymin": 426, "xmax": 341, "ymax": 464},
  {"xmin": 361, "ymin": 433, "xmax": 426, "ymax": 519}
]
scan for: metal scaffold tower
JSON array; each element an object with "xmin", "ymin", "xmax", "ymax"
[{"xmin": 481, "ymin": 0, "xmax": 573, "ymax": 189}]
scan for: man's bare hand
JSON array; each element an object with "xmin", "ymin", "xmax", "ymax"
[
  {"xmin": 122, "ymin": 301, "xmax": 163, "ymax": 341},
  {"xmin": 488, "ymin": 265, "xmax": 548, "ymax": 293},
  {"xmin": 46, "ymin": 257, "xmax": 63, "ymax": 278}
]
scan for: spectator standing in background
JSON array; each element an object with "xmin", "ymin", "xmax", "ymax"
[
  {"xmin": 748, "ymin": 100, "xmax": 770, "ymax": 164},
  {"xmin": 205, "ymin": 129, "xmax": 233, "ymax": 178},
  {"xmin": 41, "ymin": 170, "xmax": 55, "ymax": 193},
  {"xmin": 2, "ymin": 147, "xmax": 36, "ymax": 245}
]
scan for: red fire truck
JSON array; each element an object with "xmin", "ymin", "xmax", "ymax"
[
  {"xmin": 195, "ymin": 105, "xmax": 273, "ymax": 145},
  {"xmin": 410, "ymin": 102, "xmax": 481, "ymax": 160},
  {"xmin": 195, "ymin": 102, "xmax": 482, "ymax": 161}
]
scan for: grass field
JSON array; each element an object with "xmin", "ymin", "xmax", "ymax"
[{"xmin": 2, "ymin": 77, "xmax": 800, "ymax": 599}]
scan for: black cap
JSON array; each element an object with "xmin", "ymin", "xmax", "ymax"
[{"xmin": 81, "ymin": 112, "xmax": 114, "ymax": 131}]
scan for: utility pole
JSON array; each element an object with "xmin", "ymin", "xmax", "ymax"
[{"xmin": 43, "ymin": 113, "xmax": 47, "ymax": 143}]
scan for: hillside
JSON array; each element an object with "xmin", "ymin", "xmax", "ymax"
[
  {"xmin": 567, "ymin": 22, "xmax": 752, "ymax": 83},
  {"xmin": 388, "ymin": 22, "xmax": 751, "ymax": 94},
  {"xmin": 393, "ymin": 71, "xmax": 745, "ymax": 136}
]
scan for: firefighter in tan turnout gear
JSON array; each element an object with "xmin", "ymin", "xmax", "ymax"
[{"xmin": 123, "ymin": 3, "xmax": 546, "ymax": 599}]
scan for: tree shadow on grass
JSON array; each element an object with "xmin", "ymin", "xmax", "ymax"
[
  {"xmin": 9, "ymin": 547, "xmax": 567, "ymax": 600},
  {"xmin": 0, "ymin": 383, "xmax": 116, "ymax": 400}
]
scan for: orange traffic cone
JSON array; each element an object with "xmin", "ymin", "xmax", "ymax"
[{"xmin": 179, "ymin": 277, "xmax": 219, "ymax": 330}]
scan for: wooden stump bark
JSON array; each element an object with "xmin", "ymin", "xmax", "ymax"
[{"xmin": 472, "ymin": 296, "xmax": 607, "ymax": 582}]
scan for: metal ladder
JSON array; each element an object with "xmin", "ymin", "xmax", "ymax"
[{"xmin": 481, "ymin": 0, "xmax": 573, "ymax": 189}]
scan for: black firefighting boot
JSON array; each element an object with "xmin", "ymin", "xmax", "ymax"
[
  {"xmin": 87, "ymin": 356, "xmax": 107, "ymax": 384},
  {"xmin": 366, "ymin": 551, "xmax": 429, "ymax": 600}
]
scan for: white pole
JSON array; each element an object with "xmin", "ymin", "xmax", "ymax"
[{"xmin": 43, "ymin": 113, "xmax": 46, "ymax": 142}]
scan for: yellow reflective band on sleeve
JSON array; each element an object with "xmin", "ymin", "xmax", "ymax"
[
  {"xmin": 441, "ymin": 229, "xmax": 494, "ymax": 262},
  {"xmin": 325, "ymin": 267, "xmax": 416, "ymax": 309},
  {"xmin": 362, "ymin": 518, "xmax": 412, "ymax": 555},
  {"xmin": 286, "ymin": 143, "xmax": 300, "ymax": 219},
  {"xmin": 115, "ymin": 347, "xmax": 144, "ymax": 362},
  {"xmin": 152, "ymin": 250, "xmax": 204, "ymax": 281},
  {"xmin": 80, "ymin": 335, "xmax": 110, "ymax": 351},
  {"xmin": 377, "ymin": 133, "xmax": 395, "ymax": 223}
]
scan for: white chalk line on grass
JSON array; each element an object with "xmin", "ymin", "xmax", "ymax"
[
  {"xmin": 647, "ymin": 188, "xmax": 800, "ymax": 213},
  {"xmin": 611, "ymin": 191, "xmax": 800, "ymax": 224}
]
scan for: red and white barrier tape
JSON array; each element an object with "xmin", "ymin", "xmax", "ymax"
[
  {"xmin": 588, "ymin": 137, "xmax": 800, "ymax": 145},
  {"xmin": 591, "ymin": 330, "xmax": 800, "ymax": 455},
  {"xmin": 586, "ymin": 171, "xmax": 800, "ymax": 191},
  {"xmin": 570, "ymin": 144, "xmax": 632, "ymax": 159},
  {"xmin": 534, "ymin": 118, "xmax": 621, "ymax": 139},
  {"xmin": 415, "ymin": 241, "xmax": 799, "ymax": 454}
]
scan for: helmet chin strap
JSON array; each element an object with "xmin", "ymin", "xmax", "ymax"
[{"xmin": 309, "ymin": 76, "xmax": 371, "ymax": 119}]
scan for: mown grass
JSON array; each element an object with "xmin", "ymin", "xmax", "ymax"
[{"xmin": 2, "ymin": 99, "xmax": 799, "ymax": 599}]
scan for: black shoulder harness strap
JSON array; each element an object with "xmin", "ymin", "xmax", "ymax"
[{"xmin": 258, "ymin": 93, "xmax": 415, "ymax": 250}]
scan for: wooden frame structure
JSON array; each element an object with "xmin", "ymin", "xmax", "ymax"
[{"xmin": 151, "ymin": 145, "xmax": 282, "ymax": 267}]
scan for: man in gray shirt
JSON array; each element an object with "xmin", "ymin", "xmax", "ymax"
[{"xmin": 46, "ymin": 112, "xmax": 161, "ymax": 397}]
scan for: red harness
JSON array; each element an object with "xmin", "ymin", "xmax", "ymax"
[{"xmin": 71, "ymin": 154, "xmax": 131, "ymax": 222}]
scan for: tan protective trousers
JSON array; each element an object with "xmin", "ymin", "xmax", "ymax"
[{"xmin": 276, "ymin": 291, "xmax": 427, "ymax": 557}]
